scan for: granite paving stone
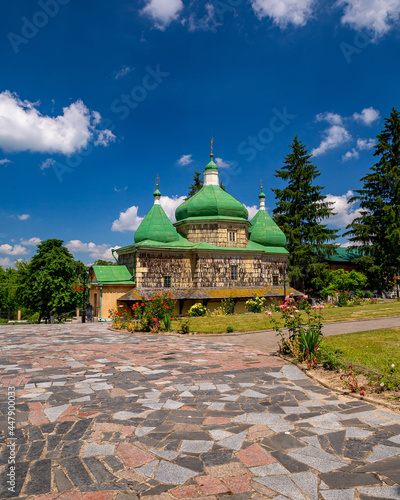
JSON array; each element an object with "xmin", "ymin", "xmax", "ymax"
[{"xmin": 0, "ymin": 323, "xmax": 399, "ymax": 498}]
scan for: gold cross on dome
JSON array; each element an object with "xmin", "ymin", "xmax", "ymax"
[
  {"xmin": 260, "ymin": 179, "xmax": 263, "ymax": 190},
  {"xmin": 155, "ymin": 174, "xmax": 160, "ymax": 187},
  {"xmin": 210, "ymin": 135, "xmax": 215, "ymax": 157}
]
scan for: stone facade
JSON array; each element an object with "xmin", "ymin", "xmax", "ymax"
[
  {"xmin": 118, "ymin": 249, "xmax": 287, "ymax": 290},
  {"xmin": 176, "ymin": 222, "xmax": 249, "ymax": 248}
]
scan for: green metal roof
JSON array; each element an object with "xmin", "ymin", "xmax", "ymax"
[
  {"xmin": 204, "ymin": 158, "xmax": 218, "ymax": 171},
  {"xmin": 135, "ymin": 204, "xmax": 180, "ymax": 244},
  {"xmin": 249, "ymin": 210, "xmax": 287, "ymax": 248},
  {"xmin": 92, "ymin": 265, "xmax": 133, "ymax": 284},
  {"xmin": 325, "ymin": 247, "xmax": 361, "ymax": 262},
  {"xmin": 175, "ymin": 185, "xmax": 249, "ymax": 222}
]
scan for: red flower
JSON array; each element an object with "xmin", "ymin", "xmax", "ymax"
[{"xmin": 141, "ymin": 303, "xmax": 144, "ymax": 306}]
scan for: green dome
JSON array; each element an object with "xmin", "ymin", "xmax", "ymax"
[
  {"xmin": 175, "ymin": 185, "xmax": 249, "ymax": 222},
  {"xmin": 250, "ymin": 210, "xmax": 287, "ymax": 247},
  {"xmin": 204, "ymin": 158, "xmax": 218, "ymax": 171},
  {"xmin": 135, "ymin": 204, "xmax": 180, "ymax": 244},
  {"xmin": 259, "ymin": 187, "xmax": 266, "ymax": 199}
]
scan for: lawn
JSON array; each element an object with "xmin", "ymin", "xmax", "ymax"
[
  {"xmin": 172, "ymin": 300, "xmax": 400, "ymax": 334},
  {"xmin": 321, "ymin": 327, "xmax": 400, "ymax": 385}
]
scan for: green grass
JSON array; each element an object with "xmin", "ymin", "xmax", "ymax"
[
  {"xmin": 321, "ymin": 327, "xmax": 400, "ymax": 384},
  {"xmin": 171, "ymin": 301, "xmax": 400, "ymax": 334}
]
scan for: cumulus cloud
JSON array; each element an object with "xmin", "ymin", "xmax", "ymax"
[
  {"xmin": 316, "ymin": 112, "xmax": 343, "ymax": 125},
  {"xmin": 20, "ymin": 237, "xmax": 41, "ymax": 246},
  {"xmin": 353, "ymin": 106, "xmax": 380, "ymax": 125},
  {"xmin": 160, "ymin": 195, "xmax": 186, "ymax": 222},
  {"xmin": 250, "ymin": 0, "xmax": 315, "ymax": 27},
  {"xmin": 114, "ymin": 66, "xmax": 134, "ymax": 80},
  {"xmin": 40, "ymin": 158, "xmax": 55, "ymax": 170},
  {"xmin": 0, "ymin": 244, "xmax": 29, "ymax": 256},
  {"xmin": 215, "ymin": 157, "xmax": 234, "ymax": 169},
  {"xmin": 312, "ymin": 125, "xmax": 352, "ymax": 156},
  {"xmin": 325, "ymin": 190, "xmax": 362, "ymax": 228},
  {"xmin": 141, "ymin": 0, "xmax": 183, "ymax": 30},
  {"xmin": 342, "ymin": 137, "xmax": 376, "ymax": 161},
  {"xmin": 0, "ymin": 91, "xmax": 115, "ymax": 156},
  {"xmin": 177, "ymin": 154, "xmax": 193, "ymax": 166},
  {"xmin": 338, "ymin": 0, "xmax": 400, "ymax": 38},
  {"xmin": 0, "ymin": 257, "xmax": 12, "ymax": 267},
  {"xmin": 17, "ymin": 214, "xmax": 30, "ymax": 221},
  {"xmin": 188, "ymin": 3, "xmax": 220, "ymax": 31},
  {"xmin": 245, "ymin": 204, "xmax": 259, "ymax": 220},
  {"xmin": 111, "ymin": 206, "xmax": 144, "ymax": 232},
  {"xmin": 0, "ymin": 158, "xmax": 11, "ymax": 165},
  {"xmin": 66, "ymin": 240, "xmax": 120, "ymax": 261}
]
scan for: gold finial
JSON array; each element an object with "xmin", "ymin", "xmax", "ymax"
[
  {"xmin": 155, "ymin": 173, "xmax": 160, "ymax": 187},
  {"xmin": 260, "ymin": 178, "xmax": 263, "ymax": 190},
  {"xmin": 210, "ymin": 134, "xmax": 215, "ymax": 158}
]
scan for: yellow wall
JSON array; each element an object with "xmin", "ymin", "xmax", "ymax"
[{"xmin": 88, "ymin": 285, "xmax": 134, "ymax": 319}]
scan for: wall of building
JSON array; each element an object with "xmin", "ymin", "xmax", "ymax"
[
  {"xmin": 88, "ymin": 285, "xmax": 134, "ymax": 319},
  {"xmin": 177, "ymin": 222, "xmax": 249, "ymax": 248},
  {"xmin": 136, "ymin": 251, "xmax": 194, "ymax": 289}
]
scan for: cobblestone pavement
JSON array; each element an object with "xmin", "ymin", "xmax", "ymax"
[{"xmin": 1, "ymin": 324, "xmax": 400, "ymax": 500}]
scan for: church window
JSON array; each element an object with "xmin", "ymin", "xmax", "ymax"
[
  {"xmin": 273, "ymin": 275, "xmax": 279, "ymax": 286},
  {"xmin": 231, "ymin": 266, "xmax": 238, "ymax": 280},
  {"xmin": 229, "ymin": 231, "xmax": 236, "ymax": 242},
  {"xmin": 163, "ymin": 276, "xmax": 171, "ymax": 288}
]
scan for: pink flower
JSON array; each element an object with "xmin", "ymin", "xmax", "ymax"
[
  {"xmin": 302, "ymin": 294, "xmax": 308, "ymax": 299},
  {"xmin": 360, "ymin": 391, "xmax": 365, "ymax": 397},
  {"xmin": 289, "ymin": 314, "xmax": 294, "ymax": 318},
  {"xmin": 285, "ymin": 295, "xmax": 290, "ymax": 300},
  {"xmin": 265, "ymin": 311, "xmax": 272, "ymax": 317}
]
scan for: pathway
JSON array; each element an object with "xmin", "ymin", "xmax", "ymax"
[{"xmin": 0, "ymin": 323, "xmax": 399, "ymax": 499}]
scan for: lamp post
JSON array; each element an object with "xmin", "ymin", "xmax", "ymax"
[{"xmin": 76, "ymin": 266, "xmax": 86, "ymax": 323}]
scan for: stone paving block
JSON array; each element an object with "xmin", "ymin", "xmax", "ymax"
[
  {"xmin": 250, "ymin": 462, "xmax": 289, "ymax": 476},
  {"xmin": 84, "ymin": 456, "xmax": 117, "ymax": 483},
  {"xmin": 218, "ymin": 430, "xmax": 247, "ymax": 451},
  {"xmin": 44, "ymin": 404, "xmax": 70, "ymax": 422},
  {"xmin": 321, "ymin": 490, "xmax": 355, "ymax": 500},
  {"xmin": 358, "ymin": 487, "xmax": 400, "ymax": 499},
  {"xmin": 25, "ymin": 459, "xmax": 52, "ymax": 495},
  {"xmin": 236, "ymin": 444, "xmax": 276, "ymax": 467},
  {"xmin": 60, "ymin": 457, "xmax": 93, "ymax": 486},
  {"xmin": 255, "ymin": 475, "xmax": 306, "ymax": 500},
  {"xmin": 54, "ymin": 468, "xmax": 74, "ymax": 492},
  {"xmin": 83, "ymin": 443, "xmax": 116, "ymax": 457},
  {"xmin": 117, "ymin": 442, "xmax": 155, "ymax": 468},
  {"xmin": 195, "ymin": 475, "xmax": 230, "ymax": 495},
  {"xmin": 320, "ymin": 471, "xmax": 381, "ymax": 488},
  {"xmin": 223, "ymin": 473, "xmax": 252, "ymax": 493},
  {"xmin": 135, "ymin": 460, "xmax": 159, "ymax": 478},
  {"xmin": 154, "ymin": 460, "xmax": 197, "ymax": 484},
  {"xmin": 366, "ymin": 444, "xmax": 400, "ymax": 463},
  {"xmin": 291, "ymin": 471, "xmax": 318, "ymax": 500},
  {"xmin": 179, "ymin": 440, "xmax": 213, "ymax": 453}
]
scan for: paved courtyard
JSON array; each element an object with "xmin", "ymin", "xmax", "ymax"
[{"xmin": 1, "ymin": 324, "xmax": 400, "ymax": 500}]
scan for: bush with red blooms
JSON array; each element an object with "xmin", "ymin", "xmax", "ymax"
[{"xmin": 131, "ymin": 291, "xmax": 176, "ymax": 332}]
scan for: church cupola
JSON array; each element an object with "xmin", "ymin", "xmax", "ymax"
[
  {"xmin": 259, "ymin": 183, "xmax": 266, "ymax": 211},
  {"xmin": 203, "ymin": 137, "xmax": 219, "ymax": 186}
]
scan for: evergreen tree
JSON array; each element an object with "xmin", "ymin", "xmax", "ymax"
[
  {"xmin": 187, "ymin": 171, "xmax": 203, "ymax": 197},
  {"xmin": 272, "ymin": 136, "xmax": 338, "ymax": 293},
  {"xmin": 344, "ymin": 108, "xmax": 400, "ymax": 292}
]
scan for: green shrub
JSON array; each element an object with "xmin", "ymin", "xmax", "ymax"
[
  {"xmin": 221, "ymin": 296, "xmax": 235, "ymax": 315},
  {"xmin": 245, "ymin": 294, "xmax": 266, "ymax": 313},
  {"xmin": 188, "ymin": 303, "xmax": 207, "ymax": 317},
  {"xmin": 226, "ymin": 326, "xmax": 234, "ymax": 333}
]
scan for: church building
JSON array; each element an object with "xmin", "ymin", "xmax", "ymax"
[{"xmin": 88, "ymin": 151, "xmax": 294, "ymax": 319}]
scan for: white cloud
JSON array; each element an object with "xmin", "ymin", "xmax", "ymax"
[
  {"xmin": 342, "ymin": 137, "xmax": 376, "ymax": 161},
  {"xmin": 40, "ymin": 158, "xmax": 55, "ymax": 170},
  {"xmin": 20, "ymin": 237, "xmax": 41, "ymax": 246},
  {"xmin": 115, "ymin": 66, "xmax": 134, "ymax": 80},
  {"xmin": 0, "ymin": 91, "xmax": 115, "ymax": 156},
  {"xmin": 188, "ymin": 3, "xmax": 220, "ymax": 31},
  {"xmin": 0, "ymin": 257, "xmax": 11, "ymax": 267},
  {"xmin": 316, "ymin": 112, "xmax": 343, "ymax": 125},
  {"xmin": 312, "ymin": 125, "xmax": 352, "ymax": 156},
  {"xmin": 111, "ymin": 206, "xmax": 144, "ymax": 232},
  {"xmin": 17, "ymin": 214, "xmax": 30, "ymax": 221},
  {"xmin": 357, "ymin": 137, "xmax": 376, "ymax": 149},
  {"xmin": 141, "ymin": 0, "xmax": 183, "ymax": 30},
  {"xmin": 160, "ymin": 195, "xmax": 186, "ymax": 222},
  {"xmin": 338, "ymin": 0, "xmax": 400, "ymax": 38},
  {"xmin": 0, "ymin": 158, "xmax": 11, "ymax": 165},
  {"xmin": 245, "ymin": 204, "xmax": 259, "ymax": 220},
  {"xmin": 177, "ymin": 154, "xmax": 193, "ymax": 166},
  {"xmin": 66, "ymin": 240, "xmax": 120, "ymax": 261},
  {"xmin": 342, "ymin": 149, "xmax": 359, "ymax": 161},
  {"xmin": 250, "ymin": 0, "xmax": 315, "ymax": 27},
  {"xmin": 353, "ymin": 106, "xmax": 380, "ymax": 125},
  {"xmin": 215, "ymin": 157, "xmax": 234, "ymax": 169},
  {"xmin": 325, "ymin": 190, "xmax": 362, "ymax": 228},
  {"xmin": 0, "ymin": 244, "xmax": 29, "ymax": 256}
]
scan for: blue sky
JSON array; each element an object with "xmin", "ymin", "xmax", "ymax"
[{"xmin": 1, "ymin": 0, "xmax": 400, "ymax": 266}]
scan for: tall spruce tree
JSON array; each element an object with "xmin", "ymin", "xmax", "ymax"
[
  {"xmin": 187, "ymin": 171, "xmax": 203, "ymax": 197},
  {"xmin": 344, "ymin": 108, "xmax": 400, "ymax": 292},
  {"xmin": 272, "ymin": 136, "xmax": 338, "ymax": 293}
]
